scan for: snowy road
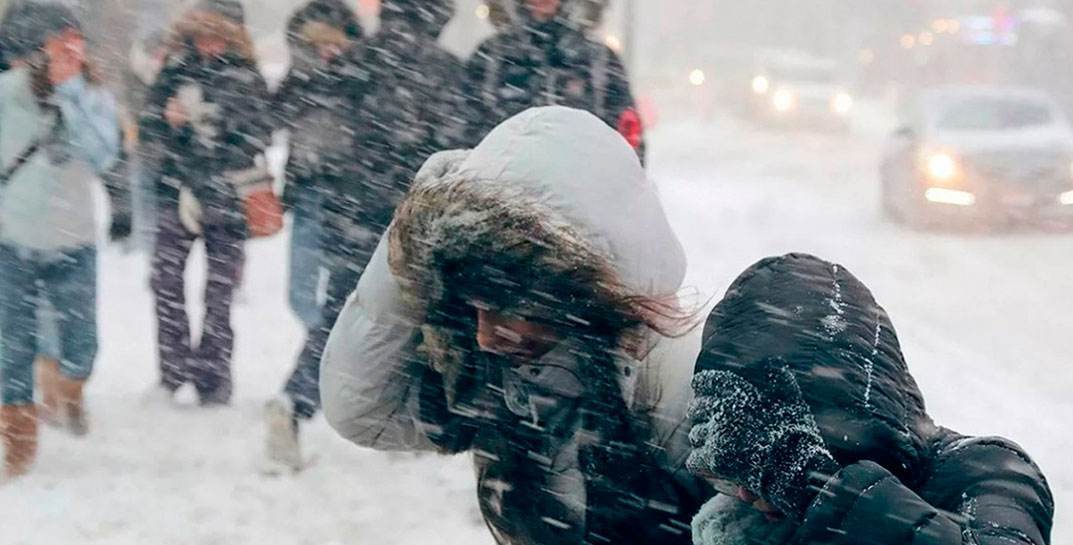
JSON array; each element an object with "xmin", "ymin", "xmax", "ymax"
[{"xmin": 1, "ymin": 113, "xmax": 1069, "ymax": 544}]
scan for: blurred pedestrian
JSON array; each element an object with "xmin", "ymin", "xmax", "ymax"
[
  {"xmin": 687, "ymin": 254, "xmax": 1054, "ymax": 545},
  {"xmin": 320, "ymin": 107, "xmax": 711, "ymax": 543},
  {"xmin": 0, "ymin": 2, "xmax": 120, "ymax": 476},
  {"xmin": 464, "ymin": 0, "xmax": 644, "ymax": 157},
  {"xmin": 261, "ymin": 0, "xmax": 365, "ymax": 471},
  {"xmin": 274, "ymin": 0, "xmax": 363, "ymax": 348},
  {"xmin": 140, "ymin": 0, "xmax": 270, "ymax": 406},
  {"xmin": 263, "ymin": 0, "xmax": 465, "ymax": 472}
]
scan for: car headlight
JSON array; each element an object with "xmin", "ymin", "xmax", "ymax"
[
  {"xmin": 751, "ymin": 75, "xmax": 770, "ymax": 95},
  {"xmin": 772, "ymin": 89, "xmax": 796, "ymax": 113},
  {"xmin": 831, "ymin": 92, "xmax": 853, "ymax": 115},
  {"xmin": 924, "ymin": 152, "xmax": 961, "ymax": 184}
]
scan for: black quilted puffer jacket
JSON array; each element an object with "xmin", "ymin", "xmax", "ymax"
[{"xmin": 695, "ymin": 253, "xmax": 1054, "ymax": 545}]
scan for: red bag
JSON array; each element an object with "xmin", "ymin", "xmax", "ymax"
[{"xmin": 229, "ymin": 167, "xmax": 284, "ymax": 238}]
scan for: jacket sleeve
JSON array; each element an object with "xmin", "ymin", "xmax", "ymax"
[
  {"xmin": 56, "ymin": 80, "xmax": 121, "ymax": 174},
  {"xmin": 225, "ymin": 64, "xmax": 272, "ymax": 164},
  {"xmin": 600, "ymin": 47, "xmax": 645, "ymax": 161},
  {"xmin": 138, "ymin": 58, "xmax": 180, "ymax": 149},
  {"xmin": 792, "ymin": 437, "xmax": 1053, "ymax": 545},
  {"xmin": 320, "ymin": 233, "xmax": 439, "ymax": 453}
]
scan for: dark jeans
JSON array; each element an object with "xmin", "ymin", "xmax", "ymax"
[
  {"xmin": 150, "ymin": 208, "xmax": 244, "ymax": 404},
  {"xmin": 284, "ymin": 223, "xmax": 378, "ymax": 419},
  {"xmin": 0, "ymin": 244, "xmax": 97, "ymax": 405}
]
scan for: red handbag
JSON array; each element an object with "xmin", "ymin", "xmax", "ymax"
[{"xmin": 229, "ymin": 166, "xmax": 284, "ymax": 238}]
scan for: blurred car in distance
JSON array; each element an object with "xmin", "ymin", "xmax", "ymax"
[{"xmin": 881, "ymin": 86, "xmax": 1073, "ymax": 229}]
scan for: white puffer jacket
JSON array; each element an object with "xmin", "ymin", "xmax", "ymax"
[{"xmin": 320, "ymin": 106, "xmax": 701, "ymax": 466}]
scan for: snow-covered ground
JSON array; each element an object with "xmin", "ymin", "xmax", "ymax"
[{"xmin": 1, "ymin": 108, "xmax": 1069, "ymax": 543}]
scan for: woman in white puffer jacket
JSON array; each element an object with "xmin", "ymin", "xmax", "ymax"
[{"xmin": 320, "ymin": 106, "xmax": 711, "ymax": 545}]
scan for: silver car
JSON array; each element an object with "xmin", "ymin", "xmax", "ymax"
[{"xmin": 881, "ymin": 87, "xmax": 1073, "ymax": 228}]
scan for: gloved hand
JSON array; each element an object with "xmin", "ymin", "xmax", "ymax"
[
  {"xmin": 108, "ymin": 212, "xmax": 133, "ymax": 242},
  {"xmin": 686, "ymin": 360, "xmax": 840, "ymax": 519},
  {"xmin": 178, "ymin": 186, "xmax": 203, "ymax": 235}
]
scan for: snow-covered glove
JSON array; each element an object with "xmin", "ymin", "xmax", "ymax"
[
  {"xmin": 686, "ymin": 360, "xmax": 840, "ymax": 519},
  {"xmin": 178, "ymin": 186, "xmax": 203, "ymax": 235}
]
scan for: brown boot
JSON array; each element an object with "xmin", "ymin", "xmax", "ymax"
[
  {"xmin": 1, "ymin": 404, "xmax": 38, "ymax": 477},
  {"xmin": 35, "ymin": 356, "xmax": 62, "ymax": 427},
  {"xmin": 55, "ymin": 377, "xmax": 88, "ymax": 437}
]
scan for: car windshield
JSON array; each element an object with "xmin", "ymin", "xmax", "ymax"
[{"xmin": 936, "ymin": 97, "xmax": 1055, "ymax": 131}]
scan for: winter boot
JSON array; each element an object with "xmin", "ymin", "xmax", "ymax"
[
  {"xmin": 1, "ymin": 405, "xmax": 39, "ymax": 478},
  {"xmin": 263, "ymin": 396, "xmax": 303, "ymax": 473},
  {"xmin": 55, "ymin": 376, "xmax": 88, "ymax": 437},
  {"xmin": 35, "ymin": 356, "xmax": 62, "ymax": 427}
]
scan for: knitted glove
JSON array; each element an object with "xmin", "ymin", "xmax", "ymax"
[{"xmin": 686, "ymin": 360, "xmax": 840, "ymax": 519}]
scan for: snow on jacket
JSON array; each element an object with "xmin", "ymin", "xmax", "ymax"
[
  {"xmin": 273, "ymin": 0, "xmax": 365, "ymax": 210},
  {"xmin": 0, "ymin": 68, "xmax": 119, "ymax": 250},
  {"xmin": 321, "ymin": 106, "xmax": 706, "ymax": 544},
  {"xmin": 692, "ymin": 253, "xmax": 1054, "ymax": 545},
  {"xmin": 327, "ymin": 0, "xmax": 464, "ymax": 237},
  {"xmin": 463, "ymin": 12, "xmax": 643, "ymax": 156},
  {"xmin": 139, "ymin": 18, "xmax": 270, "ymax": 220}
]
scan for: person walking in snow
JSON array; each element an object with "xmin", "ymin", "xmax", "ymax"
[
  {"xmin": 464, "ymin": 0, "xmax": 645, "ymax": 156},
  {"xmin": 263, "ymin": 0, "xmax": 466, "ymax": 472},
  {"xmin": 260, "ymin": 0, "xmax": 366, "ymax": 471},
  {"xmin": 140, "ymin": 0, "xmax": 270, "ymax": 406},
  {"xmin": 273, "ymin": 0, "xmax": 363, "ymax": 364},
  {"xmin": 0, "ymin": 2, "xmax": 120, "ymax": 477},
  {"xmin": 320, "ymin": 106, "xmax": 711, "ymax": 544},
  {"xmin": 261, "ymin": 0, "xmax": 463, "ymax": 467},
  {"xmin": 686, "ymin": 254, "xmax": 1054, "ymax": 545}
]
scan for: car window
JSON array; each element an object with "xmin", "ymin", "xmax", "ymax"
[{"xmin": 936, "ymin": 98, "xmax": 1055, "ymax": 130}]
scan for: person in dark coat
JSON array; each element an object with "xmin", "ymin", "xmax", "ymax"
[
  {"xmin": 687, "ymin": 253, "xmax": 1054, "ymax": 545},
  {"xmin": 262, "ymin": 0, "xmax": 366, "ymax": 471},
  {"xmin": 273, "ymin": 0, "xmax": 363, "ymax": 333},
  {"xmin": 139, "ymin": 0, "xmax": 271, "ymax": 406},
  {"xmin": 264, "ymin": 0, "xmax": 464, "ymax": 471},
  {"xmin": 464, "ymin": 0, "xmax": 644, "ymax": 156}
]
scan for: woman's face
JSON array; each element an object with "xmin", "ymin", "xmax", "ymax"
[
  {"xmin": 43, "ymin": 28, "xmax": 86, "ymax": 70},
  {"xmin": 525, "ymin": 0, "xmax": 562, "ymax": 22},
  {"xmin": 194, "ymin": 34, "xmax": 229, "ymax": 58},
  {"xmin": 475, "ymin": 307, "xmax": 561, "ymax": 360}
]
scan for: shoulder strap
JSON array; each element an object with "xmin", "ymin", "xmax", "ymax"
[
  {"xmin": 0, "ymin": 138, "xmax": 45, "ymax": 188},
  {"xmin": 0, "ymin": 108, "xmax": 62, "ymax": 188}
]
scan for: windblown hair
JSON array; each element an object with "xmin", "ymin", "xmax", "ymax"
[{"xmin": 389, "ymin": 172, "xmax": 691, "ymax": 377}]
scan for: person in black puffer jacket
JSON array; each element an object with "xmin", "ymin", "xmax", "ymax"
[
  {"xmin": 265, "ymin": 0, "xmax": 464, "ymax": 471},
  {"xmin": 139, "ymin": 0, "xmax": 271, "ymax": 406},
  {"xmin": 465, "ymin": 0, "xmax": 644, "ymax": 158},
  {"xmin": 263, "ymin": 0, "xmax": 366, "ymax": 472},
  {"xmin": 272, "ymin": 0, "xmax": 363, "ymax": 333},
  {"xmin": 687, "ymin": 253, "xmax": 1053, "ymax": 545}
]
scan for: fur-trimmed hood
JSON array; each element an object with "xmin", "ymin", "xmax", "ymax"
[
  {"xmin": 388, "ymin": 106, "xmax": 689, "ymax": 411},
  {"xmin": 167, "ymin": 6, "xmax": 255, "ymax": 61},
  {"xmin": 389, "ymin": 106, "xmax": 686, "ymax": 326}
]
